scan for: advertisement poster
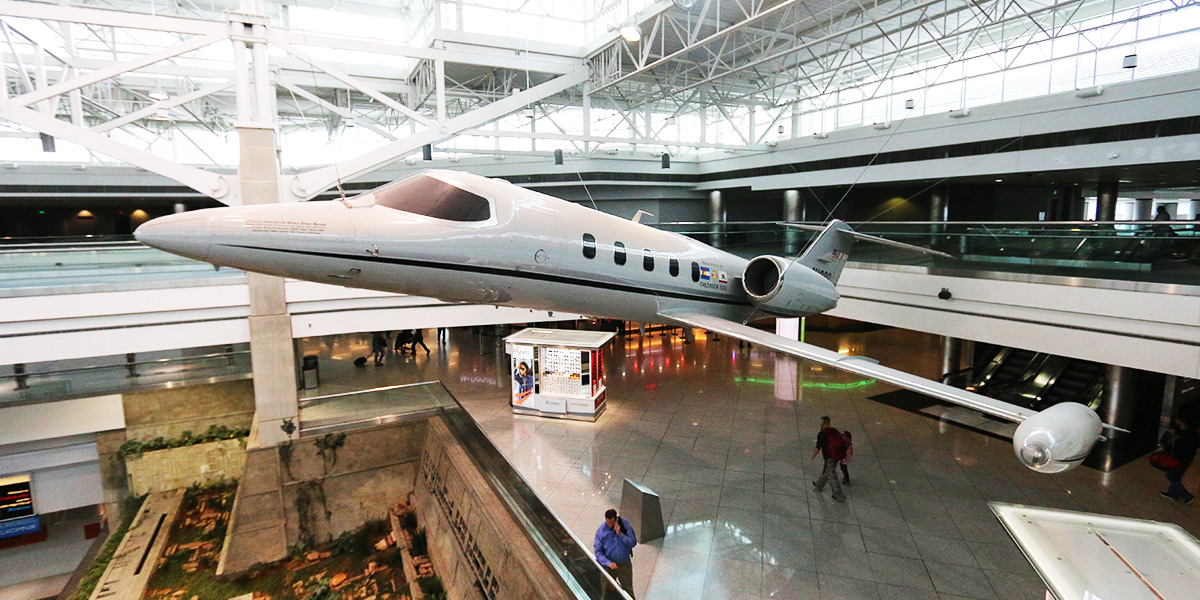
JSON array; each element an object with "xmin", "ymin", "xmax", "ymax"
[
  {"xmin": 0, "ymin": 475, "xmax": 34, "ymax": 521},
  {"xmin": 510, "ymin": 345, "xmax": 535, "ymax": 407},
  {"xmin": 539, "ymin": 347, "xmax": 582, "ymax": 397},
  {"xmin": 0, "ymin": 474, "xmax": 39, "ymax": 540}
]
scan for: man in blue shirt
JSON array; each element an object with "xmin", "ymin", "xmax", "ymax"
[{"xmin": 594, "ymin": 508, "xmax": 637, "ymax": 598}]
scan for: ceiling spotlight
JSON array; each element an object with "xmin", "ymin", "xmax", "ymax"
[
  {"xmin": 149, "ymin": 89, "xmax": 169, "ymax": 102},
  {"xmin": 620, "ymin": 20, "xmax": 642, "ymax": 42}
]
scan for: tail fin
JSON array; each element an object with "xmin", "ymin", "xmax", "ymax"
[{"xmin": 797, "ymin": 220, "xmax": 854, "ymax": 285}]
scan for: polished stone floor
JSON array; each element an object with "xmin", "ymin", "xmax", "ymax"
[{"xmin": 299, "ymin": 324, "xmax": 1200, "ymax": 600}]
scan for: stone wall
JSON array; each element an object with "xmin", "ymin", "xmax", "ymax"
[
  {"xmin": 123, "ymin": 380, "xmax": 255, "ymax": 442},
  {"xmin": 218, "ymin": 418, "xmax": 427, "ymax": 575},
  {"xmin": 125, "ymin": 438, "xmax": 246, "ymax": 495},
  {"xmin": 415, "ymin": 418, "xmax": 568, "ymax": 600}
]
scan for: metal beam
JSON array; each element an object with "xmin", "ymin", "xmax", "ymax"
[
  {"xmin": 277, "ymin": 77, "xmax": 396, "ymax": 141},
  {"xmin": 11, "ymin": 32, "xmax": 226, "ymax": 108},
  {"xmin": 0, "ymin": 98, "xmax": 236, "ymax": 202},
  {"xmin": 0, "ymin": 0, "xmax": 225, "ymax": 35},
  {"xmin": 269, "ymin": 33, "xmax": 436, "ymax": 128},
  {"xmin": 282, "ymin": 31, "xmax": 584, "ymax": 74},
  {"xmin": 92, "ymin": 81, "xmax": 233, "ymax": 133},
  {"xmin": 286, "ymin": 67, "xmax": 588, "ymax": 201},
  {"xmin": 458, "ymin": 127, "xmax": 765, "ymax": 152}
]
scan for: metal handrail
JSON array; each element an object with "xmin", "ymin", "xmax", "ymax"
[{"xmin": 0, "ymin": 350, "xmax": 248, "ymax": 380}]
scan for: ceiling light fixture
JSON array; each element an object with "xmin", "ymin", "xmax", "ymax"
[
  {"xmin": 620, "ymin": 19, "xmax": 642, "ymax": 42},
  {"xmin": 149, "ymin": 89, "xmax": 169, "ymax": 102}
]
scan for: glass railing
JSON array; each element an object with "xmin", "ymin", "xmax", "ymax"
[
  {"xmin": 5, "ymin": 220, "xmax": 1198, "ymax": 294},
  {"xmin": 297, "ymin": 382, "xmax": 457, "ymax": 435},
  {"xmin": 435, "ymin": 387, "xmax": 632, "ymax": 600},
  {"xmin": 0, "ymin": 347, "xmax": 252, "ymax": 406},
  {"xmin": 297, "ymin": 381, "xmax": 631, "ymax": 600},
  {"xmin": 655, "ymin": 220, "xmax": 1200, "ymax": 287},
  {"xmin": 0, "ymin": 238, "xmax": 243, "ymax": 296}
]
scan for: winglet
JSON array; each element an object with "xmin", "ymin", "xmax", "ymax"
[{"xmin": 796, "ymin": 220, "xmax": 855, "ymax": 285}]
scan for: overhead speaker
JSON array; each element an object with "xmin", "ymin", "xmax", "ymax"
[
  {"xmin": 661, "ymin": 153, "xmax": 670, "ymax": 169},
  {"xmin": 422, "ymin": 144, "xmax": 432, "ymax": 161},
  {"xmin": 554, "ymin": 149, "xmax": 564, "ymax": 165}
]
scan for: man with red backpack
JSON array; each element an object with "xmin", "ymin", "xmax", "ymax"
[{"xmin": 811, "ymin": 416, "xmax": 847, "ymax": 502}]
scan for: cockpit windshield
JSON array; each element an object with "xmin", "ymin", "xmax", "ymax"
[{"xmin": 370, "ymin": 174, "xmax": 491, "ymax": 222}]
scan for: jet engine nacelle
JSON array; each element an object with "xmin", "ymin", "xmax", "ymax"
[
  {"xmin": 1012, "ymin": 402, "xmax": 1103, "ymax": 473},
  {"xmin": 741, "ymin": 255, "xmax": 838, "ymax": 318}
]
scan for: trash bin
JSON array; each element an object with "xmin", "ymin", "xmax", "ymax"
[{"xmin": 301, "ymin": 355, "xmax": 319, "ymax": 390}]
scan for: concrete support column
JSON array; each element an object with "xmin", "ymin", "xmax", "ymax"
[
  {"xmin": 238, "ymin": 125, "xmax": 297, "ymax": 448},
  {"xmin": 783, "ymin": 189, "xmax": 801, "ymax": 254},
  {"xmin": 940, "ymin": 336, "xmax": 962, "ymax": 382},
  {"xmin": 1102, "ymin": 364, "xmax": 1136, "ymax": 431},
  {"xmin": 1134, "ymin": 198, "xmax": 1154, "ymax": 221},
  {"xmin": 709, "ymin": 190, "xmax": 724, "ymax": 249},
  {"xmin": 929, "ymin": 185, "xmax": 948, "ymax": 222},
  {"xmin": 1066, "ymin": 187, "xmax": 1086, "ymax": 221},
  {"xmin": 1096, "ymin": 181, "xmax": 1119, "ymax": 221},
  {"xmin": 930, "ymin": 184, "xmax": 948, "ymax": 245}
]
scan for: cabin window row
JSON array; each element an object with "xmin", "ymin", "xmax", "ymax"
[{"xmin": 581, "ymin": 233, "xmax": 683, "ymax": 278}]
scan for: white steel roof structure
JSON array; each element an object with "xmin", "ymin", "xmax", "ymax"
[{"xmin": 0, "ymin": 0, "xmax": 1197, "ymax": 201}]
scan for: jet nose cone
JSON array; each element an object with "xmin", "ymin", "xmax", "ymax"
[{"xmin": 134, "ymin": 212, "xmax": 213, "ymax": 261}]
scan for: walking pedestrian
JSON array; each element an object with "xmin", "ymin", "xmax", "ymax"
[
  {"xmin": 412, "ymin": 328, "xmax": 430, "ymax": 354},
  {"xmin": 811, "ymin": 416, "xmax": 847, "ymax": 502},
  {"xmin": 371, "ymin": 332, "xmax": 388, "ymax": 365},
  {"xmin": 1159, "ymin": 415, "xmax": 1198, "ymax": 504},
  {"xmin": 840, "ymin": 430, "xmax": 854, "ymax": 485},
  {"xmin": 594, "ymin": 508, "xmax": 637, "ymax": 598}
]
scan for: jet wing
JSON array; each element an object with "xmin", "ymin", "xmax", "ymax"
[{"xmin": 660, "ymin": 310, "xmax": 1037, "ymax": 423}]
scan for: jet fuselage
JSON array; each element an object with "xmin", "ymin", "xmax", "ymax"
[{"xmin": 135, "ymin": 170, "xmax": 840, "ymax": 324}]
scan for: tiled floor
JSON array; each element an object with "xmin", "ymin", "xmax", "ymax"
[{"xmin": 300, "ymin": 325, "xmax": 1200, "ymax": 600}]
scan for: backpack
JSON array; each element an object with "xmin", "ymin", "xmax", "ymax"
[{"xmin": 824, "ymin": 428, "xmax": 848, "ymax": 461}]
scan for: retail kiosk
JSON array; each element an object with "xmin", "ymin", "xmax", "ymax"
[{"xmin": 503, "ymin": 328, "xmax": 615, "ymax": 421}]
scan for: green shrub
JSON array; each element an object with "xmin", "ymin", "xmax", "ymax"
[
  {"xmin": 410, "ymin": 528, "xmax": 428, "ymax": 556},
  {"xmin": 417, "ymin": 575, "xmax": 445, "ymax": 597},
  {"xmin": 400, "ymin": 510, "xmax": 418, "ymax": 533},
  {"xmin": 119, "ymin": 426, "xmax": 251, "ymax": 457},
  {"xmin": 305, "ymin": 578, "xmax": 336, "ymax": 600},
  {"xmin": 330, "ymin": 529, "xmax": 360, "ymax": 556}
]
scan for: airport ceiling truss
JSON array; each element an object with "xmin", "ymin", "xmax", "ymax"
[
  {"xmin": 0, "ymin": 0, "xmax": 1182, "ymax": 201},
  {"xmin": 586, "ymin": 0, "xmax": 1153, "ymax": 116}
]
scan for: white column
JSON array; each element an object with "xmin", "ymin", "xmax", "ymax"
[{"xmin": 784, "ymin": 189, "xmax": 801, "ymax": 254}]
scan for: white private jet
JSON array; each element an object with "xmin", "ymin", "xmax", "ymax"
[{"xmin": 135, "ymin": 169, "xmax": 1114, "ymax": 473}]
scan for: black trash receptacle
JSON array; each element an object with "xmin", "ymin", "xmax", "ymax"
[{"xmin": 301, "ymin": 355, "xmax": 320, "ymax": 390}]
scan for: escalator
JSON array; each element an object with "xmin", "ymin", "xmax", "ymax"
[
  {"xmin": 973, "ymin": 348, "xmax": 1040, "ymax": 394},
  {"xmin": 969, "ymin": 346, "xmax": 1104, "ymax": 412}
]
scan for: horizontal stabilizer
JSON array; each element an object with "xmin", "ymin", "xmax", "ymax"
[
  {"xmin": 780, "ymin": 222, "xmax": 955, "ymax": 259},
  {"xmin": 661, "ymin": 309, "xmax": 1036, "ymax": 424}
]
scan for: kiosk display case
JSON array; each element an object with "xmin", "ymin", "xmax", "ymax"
[{"xmin": 503, "ymin": 328, "xmax": 615, "ymax": 421}]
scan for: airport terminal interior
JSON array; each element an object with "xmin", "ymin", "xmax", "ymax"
[{"xmin": 2, "ymin": 1, "xmax": 1200, "ymax": 599}]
